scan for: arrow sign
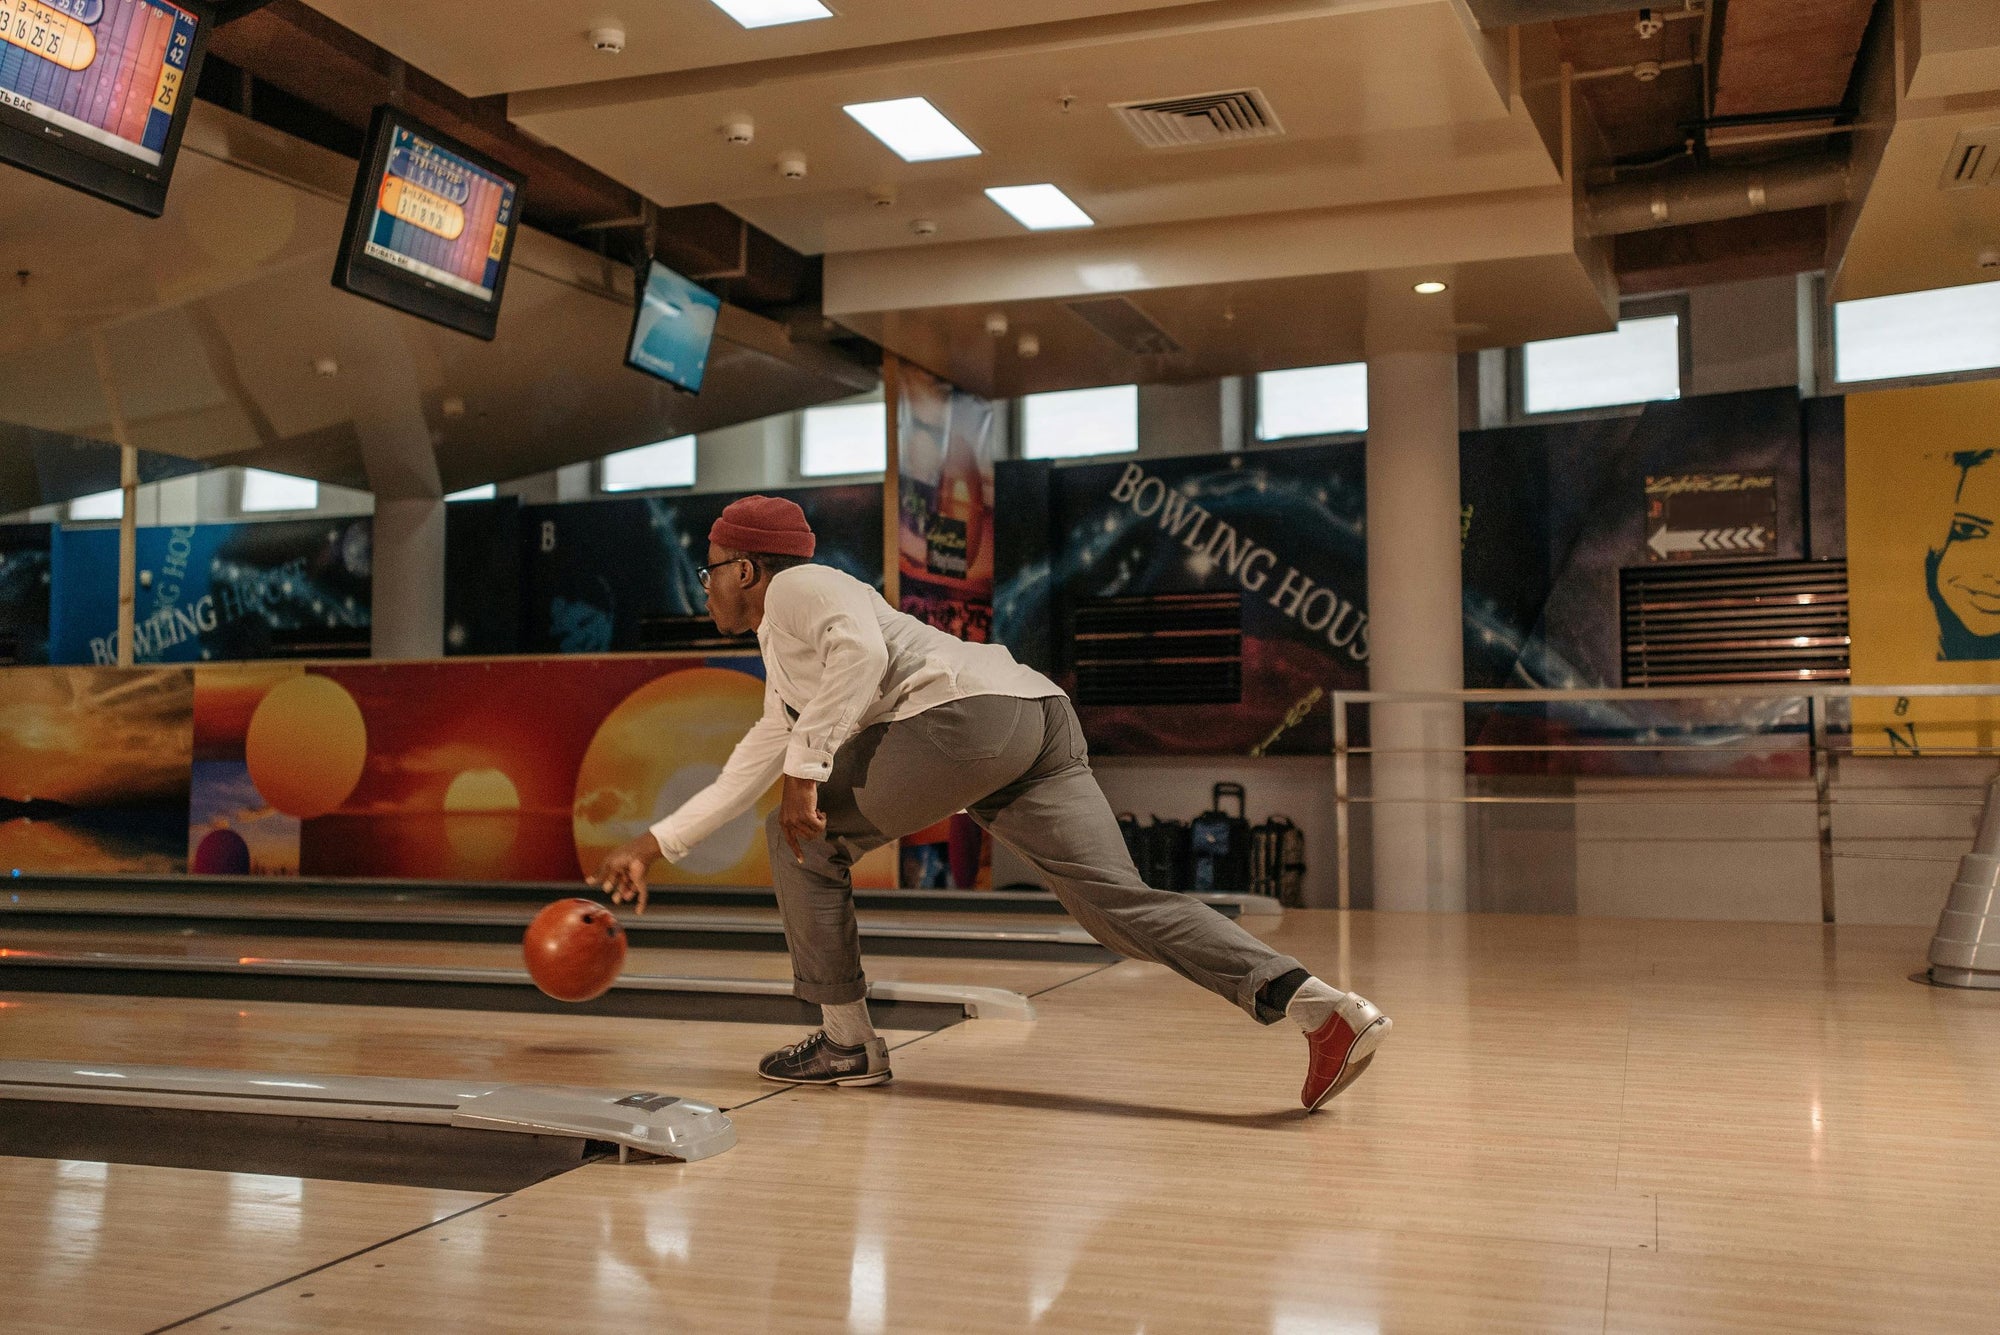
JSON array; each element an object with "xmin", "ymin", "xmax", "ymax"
[{"xmin": 1648, "ymin": 524, "xmax": 1772, "ymax": 559}]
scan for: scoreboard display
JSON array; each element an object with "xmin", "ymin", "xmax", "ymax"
[
  {"xmin": 0, "ymin": 0, "xmax": 211, "ymax": 215},
  {"xmin": 333, "ymin": 104, "xmax": 524, "ymax": 341}
]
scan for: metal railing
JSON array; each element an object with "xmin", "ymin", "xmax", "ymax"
[{"xmin": 1329, "ymin": 684, "xmax": 2000, "ymax": 915}]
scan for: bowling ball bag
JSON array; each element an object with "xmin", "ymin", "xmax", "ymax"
[
  {"xmin": 1190, "ymin": 782, "xmax": 1250, "ymax": 894},
  {"xmin": 1251, "ymin": 815, "xmax": 1306, "ymax": 906}
]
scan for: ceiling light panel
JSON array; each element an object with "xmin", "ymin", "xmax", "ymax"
[
  {"xmin": 985, "ymin": 184, "xmax": 1095, "ymax": 230},
  {"xmin": 843, "ymin": 97, "xmax": 981, "ymax": 162},
  {"xmin": 709, "ymin": 0, "xmax": 833, "ymax": 29}
]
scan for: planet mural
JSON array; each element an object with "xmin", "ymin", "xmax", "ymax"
[
  {"xmin": 572, "ymin": 666, "xmax": 772, "ymax": 883},
  {"xmin": 245, "ymin": 672, "xmax": 367, "ymax": 820}
]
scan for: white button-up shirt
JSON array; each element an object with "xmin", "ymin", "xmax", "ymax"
[{"xmin": 650, "ymin": 563, "xmax": 1063, "ymax": 862}]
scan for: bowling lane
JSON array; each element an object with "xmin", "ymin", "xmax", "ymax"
[
  {"xmin": 1, "ymin": 886, "xmax": 1095, "ymax": 935},
  {"xmin": 0, "ymin": 986, "xmax": 902, "ymax": 1111},
  {"xmin": 0, "ymin": 1154, "xmax": 491, "ymax": 1334},
  {"xmin": 0, "ymin": 926, "xmax": 1110, "ymax": 996}
]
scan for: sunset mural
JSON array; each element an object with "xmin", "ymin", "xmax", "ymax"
[
  {"xmin": 5, "ymin": 655, "xmax": 895, "ymax": 887},
  {"xmin": 0, "ymin": 667, "xmax": 193, "ymax": 873}
]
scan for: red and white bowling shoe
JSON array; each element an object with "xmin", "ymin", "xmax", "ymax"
[{"xmin": 1301, "ymin": 992, "xmax": 1391, "ymax": 1111}]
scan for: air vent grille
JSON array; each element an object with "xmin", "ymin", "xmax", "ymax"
[
  {"xmin": 1111, "ymin": 88, "xmax": 1283, "ymax": 150},
  {"xmin": 1063, "ymin": 297, "xmax": 1182, "ymax": 356},
  {"xmin": 1072, "ymin": 592, "xmax": 1242, "ymax": 706},
  {"xmin": 1940, "ymin": 125, "xmax": 2000, "ymax": 191},
  {"xmin": 1621, "ymin": 559, "xmax": 1849, "ymax": 687}
]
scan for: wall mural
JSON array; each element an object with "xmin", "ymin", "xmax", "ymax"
[
  {"xmin": 1847, "ymin": 377, "xmax": 2000, "ymax": 754},
  {"xmin": 1459, "ymin": 387, "xmax": 1817, "ymax": 777},
  {"xmin": 994, "ymin": 443, "xmax": 1367, "ymax": 756},
  {"xmin": 2, "ymin": 656, "xmax": 895, "ymax": 886},
  {"xmin": 894, "ymin": 362, "xmax": 997, "ymax": 886},
  {"xmin": 516, "ymin": 484, "xmax": 882, "ymax": 654},
  {"xmin": 0, "ymin": 666, "xmax": 193, "ymax": 874},
  {"xmin": 49, "ymin": 516, "xmax": 372, "ymax": 665},
  {"xmin": 0, "ymin": 524, "xmax": 52, "ymax": 665}
]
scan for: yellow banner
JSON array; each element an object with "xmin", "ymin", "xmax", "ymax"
[{"xmin": 1847, "ymin": 378, "xmax": 2000, "ymax": 754}]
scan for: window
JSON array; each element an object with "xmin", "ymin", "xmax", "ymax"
[
  {"xmin": 1022, "ymin": 384, "xmax": 1139, "ymax": 460},
  {"xmin": 601, "ymin": 436, "xmax": 695, "ymax": 492},
  {"xmin": 799, "ymin": 402, "xmax": 887, "ymax": 477},
  {"xmin": 446, "ymin": 484, "xmax": 497, "ymax": 502},
  {"xmin": 1256, "ymin": 363, "xmax": 1368, "ymax": 440},
  {"xmin": 1522, "ymin": 314, "xmax": 1682, "ymax": 415},
  {"xmin": 1834, "ymin": 281, "xmax": 2000, "ymax": 386},
  {"xmin": 241, "ymin": 468, "xmax": 319, "ymax": 513},
  {"xmin": 68, "ymin": 489, "xmax": 122, "ymax": 521}
]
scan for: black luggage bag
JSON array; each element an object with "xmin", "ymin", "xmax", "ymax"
[{"xmin": 1190, "ymin": 782, "xmax": 1251, "ymax": 894}]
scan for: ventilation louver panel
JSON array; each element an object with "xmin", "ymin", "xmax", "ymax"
[
  {"xmin": 1111, "ymin": 89, "xmax": 1283, "ymax": 150},
  {"xmin": 1940, "ymin": 125, "xmax": 2000, "ymax": 191},
  {"xmin": 1063, "ymin": 297, "xmax": 1182, "ymax": 356},
  {"xmin": 1622, "ymin": 559, "xmax": 1849, "ymax": 686},
  {"xmin": 1072, "ymin": 592, "xmax": 1242, "ymax": 706}
]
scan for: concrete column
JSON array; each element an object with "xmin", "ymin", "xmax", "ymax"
[
  {"xmin": 1364, "ymin": 272, "xmax": 1466, "ymax": 912},
  {"xmin": 356, "ymin": 334, "xmax": 445, "ymax": 660}
]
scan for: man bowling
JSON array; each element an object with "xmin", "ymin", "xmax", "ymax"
[{"xmin": 590, "ymin": 495, "xmax": 1390, "ymax": 1110}]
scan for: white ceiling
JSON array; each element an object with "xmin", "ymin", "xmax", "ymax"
[
  {"xmin": 305, "ymin": 0, "xmax": 1616, "ymax": 389},
  {"xmin": 302, "ymin": 0, "xmax": 1202, "ymax": 96},
  {"xmin": 0, "ymin": 104, "xmax": 873, "ymax": 492}
]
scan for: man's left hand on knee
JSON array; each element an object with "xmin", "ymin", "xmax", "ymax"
[{"xmin": 779, "ymin": 775, "xmax": 828, "ymax": 862}]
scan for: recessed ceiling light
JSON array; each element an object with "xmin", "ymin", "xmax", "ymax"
[
  {"xmin": 984, "ymin": 184, "xmax": 1094, "ymax": 231},
  {"xmin": 843, "ymin": 97, "xmax": 981, "ymax": 162},
  {"xmin": 708, "ymin": 0, "xmax": 833, "ymax": 29},
  {"xmin": 1413, "ymin": 280, "xmax": 1449, "ymax": 295}
]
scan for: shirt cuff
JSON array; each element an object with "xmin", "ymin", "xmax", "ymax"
[
  {"xmin": 784, "ymin": 746, "xmax": 834, "ymax": 783},
  {"xmin": 646, "ymin": 819, "xmax": 688, "ymax": 863}
]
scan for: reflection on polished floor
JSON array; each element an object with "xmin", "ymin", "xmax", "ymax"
[{"xmin": 6, "ymin": 910, "xmax": 1999, "ymax": 1333}]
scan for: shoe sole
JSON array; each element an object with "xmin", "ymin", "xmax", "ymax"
[
  {"xmin": 1307, "ymin": 1015, "xmax": 1391, "ymax": 1113},
  {"xmin": 758, "ymin": 1070, "xmax": 893, "ymax": 1088}
]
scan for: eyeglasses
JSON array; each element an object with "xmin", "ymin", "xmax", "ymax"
[{"xmin": 695, "ymin": 557, "xmax": 750, "ymax": 589}]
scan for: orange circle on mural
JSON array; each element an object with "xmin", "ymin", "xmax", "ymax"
[
  {"xmin": 572, "ymin": 667, "xmax": 769, "ymax": 883},
  {"xmin": 245, "ymin": 674, "xmax": 368, "ymax": 820}
]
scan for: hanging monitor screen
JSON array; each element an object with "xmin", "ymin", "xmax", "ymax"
[
  {"xmin": 332, "ymin": 104, "xmax": 523, "ymax": 341},
  {"xmin": 626, "ymin": 259, "xmax": 722, "ymax": 394},
  {"xmin": 0, "ymin": 0, "xmax": 213, "ymax": 217}
]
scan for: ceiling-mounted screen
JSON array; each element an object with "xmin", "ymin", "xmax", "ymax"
[
  {"xmin": 332, "ymin": 103, "xmax": 523, "ymax": 341},
  {"xmin": 0, "ymin": 0, "xmax": 213, "ymax": 217},
  {"xmin": 625, "ymin": 260, "xmax": 721, "ymax": 394}
]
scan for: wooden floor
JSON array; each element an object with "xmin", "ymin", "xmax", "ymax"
[{"xmin": 4, "ymin": 911, "xmax": 1999, "ymax": 1333}]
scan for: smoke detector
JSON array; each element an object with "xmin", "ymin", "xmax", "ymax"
[
  {"xmin": 1634, "ymin": 60, "xmax": 1662, "ymax": 83},
  {"xmin": 588, "ymin": 25, "xmax": 625, "ymax": 53}
]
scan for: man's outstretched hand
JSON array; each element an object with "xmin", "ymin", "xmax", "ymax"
[
  {"xmin": 590, "ymin": 832, "xmax": 664, "ymax": 914},
  {"xmin": 779, "ymin": 775, "xmax": 826, "ymax": 863}
]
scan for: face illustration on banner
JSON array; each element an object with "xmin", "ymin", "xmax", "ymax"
[{"xmin": 1928, "ymin": 448, "xmax": 2000, "ymax": 659}]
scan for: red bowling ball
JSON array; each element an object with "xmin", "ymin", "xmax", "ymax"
[{"xmin": 523, "ymin": 898, "xmax": 627, "ymax": 1002}]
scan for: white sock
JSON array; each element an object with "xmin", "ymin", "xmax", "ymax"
[
  {"xmin": 1286, "ymin": 977, "xmax": 1347, "ymax": 1034},
  {"xmin": 822, "ymin": 1000, "xmax": 877, "ymax": 1047}
]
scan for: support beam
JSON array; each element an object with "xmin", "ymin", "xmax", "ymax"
[{"xmin": 1364, "ymin": 272, "xmax": 1467, "ymax": 912}]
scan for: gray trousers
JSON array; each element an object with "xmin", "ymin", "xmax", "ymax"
[{"xmin": 766, "ymin": 694, "xmax": 1306, "ymax": 1023}]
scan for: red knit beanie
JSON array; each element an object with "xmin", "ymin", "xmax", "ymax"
[{"xmin": 709, "ymin": 494, "xmax": 816, "ymax": 558}]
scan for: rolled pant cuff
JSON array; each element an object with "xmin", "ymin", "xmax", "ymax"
[
  {"xmin": 793, "ymin": 976, "xmax": 870, "ymax": 1006},
  {"xmin": 1240, "ymin": 953, "xmax": 1309, "ymax": 1025}
]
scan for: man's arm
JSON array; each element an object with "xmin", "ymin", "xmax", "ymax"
[
  {"xmin": 651, "ymin": 678, "xmax": 790, "ymax": 858},
  {"xmin": 778, "ymin": 575, "xmax": 891, "ymax": 783},
  {"xmin": 591, "ymin": 679, "xmax": 788, "ymax": 912}
]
